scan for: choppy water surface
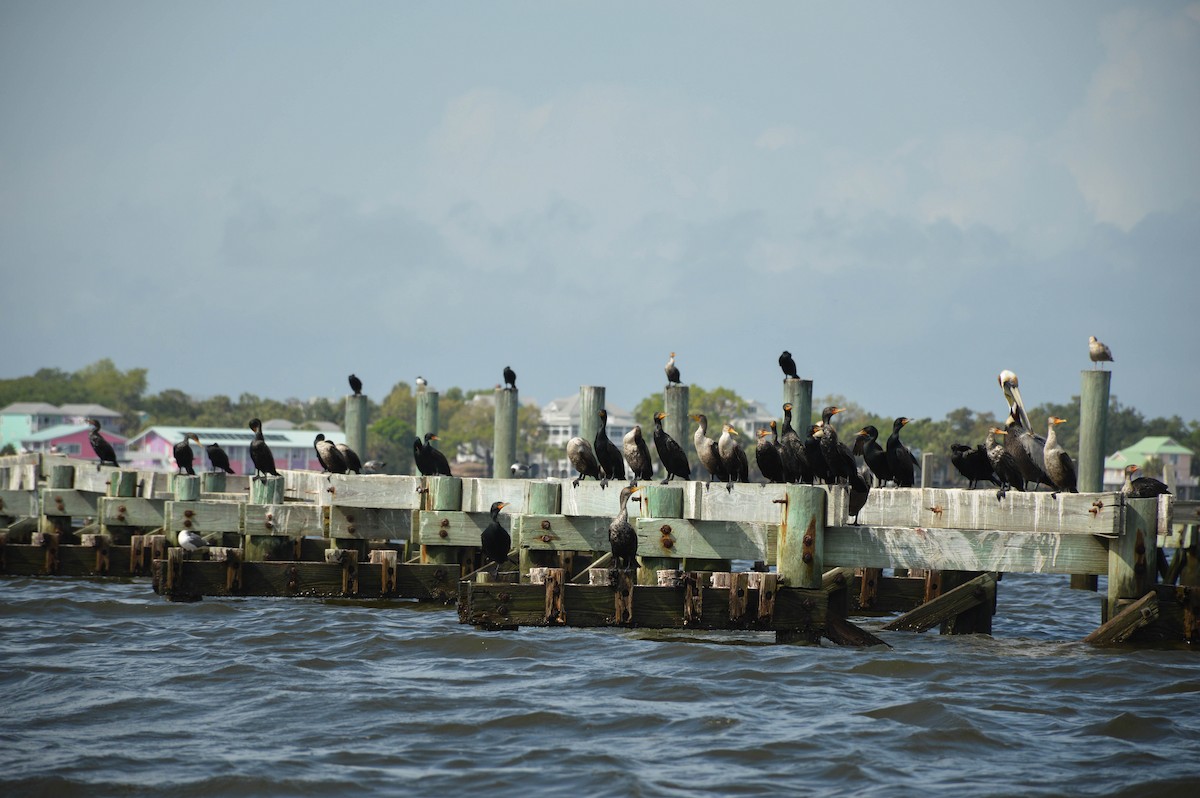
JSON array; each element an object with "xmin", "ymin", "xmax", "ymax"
[{"xmin": 1, "ymin": 573, "xmax": 1197, "ymax": 797}]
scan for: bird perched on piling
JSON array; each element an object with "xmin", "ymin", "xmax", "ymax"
[
  {"xmin": 566, "ymin": 436, "xmax": 606, "ymax": 488},
  {"xmin": 362, "ymin": 460, "xmax": 387, "ymax": 474},
  {"xmin": 1043, "ymin": 417, "xmax": 1077, "ymax": 497},
  {"xmin": 886, "ymin": 417, "xmax": 919, "ymax": 488},
  {"xmin": 85, "ymin": 418, "xmax": 119, "ymax": 471},
  {"xmin": 173, "ymin": 432, "xmax": 200, "ymax": 475},
  {"xmin": 779, "ymin": 403, "xmax": 811, "ymax": 484},
  {"xmin": 690, "ymin": 413, "xmax": 727, "ymax": 488},
  {"xmin": 609, "ymin": 485, "xmax": 642, "ymax": 571},
  {"xmin": 804, "ymin": 423, "xmax": 831, "ymax": 485},
  {"xmin": 314, "ymin": 434, "xmax": 347, "ymax": 474},
  {"xmin": 1088, "ymin": 336, "xmax": 1113, "ymax": 369},
  {"xmin": 779, "ymin": 351, "xmax": 799, "ymax": 381},
  {"xmin": 652, "ymin": 412, "xmax": 690, "ymax": 483},
  {"xmin": 178, "ymin": 529, "xmax": 208, "ymax": 555},
  {"xmin": 480, "ymin": 501, "xmax": 511, "ymax": 575},
  {"xmin": 414, "ymin": 433, "xmax": 452, "ymax": 476},
  {"xmin": 503, "ymin": 366, "xmax": 517, "ymax": 391},
  {"xmin": 248, "ymin": 418, "xmax": 279, "ymax": 479},
  {"xmin": 819, "ymin": 407, "xmax": 855, "ymax": 485},
  {"xmin": 348, "ymin": 374, "xmax": 363, "ymax": 396},
  {"xmin": 1121, "ymin": 464, "xmax": 1171, "ymax": 499},
  {"xmin": 814, "ymin": 422, "xmax": 870, "ymax": 524},
  {"xmin": 623, "ymin": 425, "xmax": 654, "ymax": 484},
  {"xmin": 855, "ymin": 426, "xmax": 893, "ymax": 487},
  {"xmin": 415, "ymin": 376, "xmax": 427, "ymax": 391},
  {"xmin": 595, "ymin": 409, "xmax": 626, "ymax": 482},
  {"xmin": 756, "ymin": 425, "xmax": 786, "ymax": 484},
  {"xmin": 949, "ymin": 443, "xmax": 1000, "ymax": 490},
  {"xmin": 664, "ymin": 352, "xmax": 681, "ymax": 386},
  {"xmin": 205, "ymin": 442, "xmax": 235, "ymax": 474},
  {"xmin": 985, "ymin": 428, "xmax": 1027, "ymax": 499},
  {"xmin": 718, "ymin": 424, "xmax": 749, "ymax": 491},
  {"xmin": 336, "ymin": 442, "xmax": 362, "ymax": 474}
]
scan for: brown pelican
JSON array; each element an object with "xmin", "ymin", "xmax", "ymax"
[
  {"xmin": 623, "ymin": 425, "xmax": 654, "ymax": 483},
  {"xmin": 1043, "ymin": 417, "xmax": 1077, "ymax": 496},
  {"xmin": 1088, "ymin": 336, "xmax": 1113, "ymax": 369},
  {"xmin": 998, "ymin": 370, "xmax": 1033, "ymax": 433},
  {"xmin": 718, "ymin": 424, "xmax": 749, "ymax": 491},
  {"xmin": 998, "ymin": 370, "xmax": 1051, "ymax": 489},
  {"xmin": 566, "ymin": 436, "xmax": 607, "ymax": 488},
  {"xmin": 756, "ymin": 426, "xmax": 785, "ymax": 484},
  {"xmin": 690, "ymin": 413, "xmax": 727, "ymax": 488},
  {"xmin": 1121, "ymin": 465, "xmax": 1171, "ymax": 498},
  {"xmin": 652, "ymin": 412, "xmax": 690, "ymax": 483},
  {"xmin": 609, "ymin": 485, "xmax": 642, "ymax": 570},
  {"xmin": 664, "ymin": 352, "xmax": 681, "ymax": 386}
]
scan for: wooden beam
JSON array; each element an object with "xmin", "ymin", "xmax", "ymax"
[
  {"xmin": 1084, "ymin": 591, "xmax": 1159, "ymax": 645},
  {"xmin": 881, "ymin": 572, "xmax": 997, "ymax": 633},
  {"xmin": 855, "ymin": 488, "xmax": 1121, "ymax": 535}
]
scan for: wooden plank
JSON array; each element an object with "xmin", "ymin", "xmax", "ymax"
[
  {"xmin": 881, "ymin": 572, "xmax": 997, "ymax": 632},
  {"xmin": 40, "ymin": 489, "xmax": 99, "ymax": 518},
  {"xmin": 1, "ymin": 543, "xmax": 142, "ymax": 578},
  {"xmin": 1109, "ymin": 497, "xmax": 1158, "ymax": 619},
  {"xmin": 825, "ymin": 525, "xmax": 1111, "ymax": 575},
  {"xmin": 633, "ymin": 518, "xmax": 772, "ymax": 561},
  {"xmin": 97, "ymin": 497, "xmax": 165, "ymax": 528},
  {"xmin": 165, "ymin": 501, "xmax": 243, "ymax": 534},
  {"xmin": 1084, "ymin": 591, "xmax": 1159, "ymax": 644},
  {"xmin": 68, "ymin": 464, "xmax": 120, "ymax": 494},
  {"xmin": 855, "ymin": 488, "xmax": 1122, "ymax": 535},
  {"xmin": 461, "ymin": 478, "xmax": 528, "ymax": 513},
  {"xmin": 417, "ymin": 510, "xmax": 502, "ymax": 548},
  {"xmin": 329, "ymin": 506, "xmax": 413, "ymax": 540},
  {"xmin": 462, "ymin": 582, "xmax": 828, "ymax": 632},
  {"xmin": 694, "ymin": 482, "xmax": 788, "ymax": 523},
  {"xmin": 156, "ymin": 560, "xmax": 453, "ymax": 600},
  {"xmin": 0, "ymin": 490, "xmax": 39, "ymax": 517},
  {"xmin": 558, "ymin": 478, "xmax": 627, "ymax": 517},
  {"xmin": 244, "ymin": 504, "xmax": 327, "ymax": 537},
  {"xmin": 327, "ymin": 474, "xmax": 424, "ymax": 509},
  {"xmin": 1, "ymin": 463, "xmax": 38, "ymax": 490},
  {"xmin": 281, "ymin": 469, "xmax": 334, "ymax": 504},
  {"xmin": 515, "ymin": 514, "xmax": 610, "ymax": 552}
]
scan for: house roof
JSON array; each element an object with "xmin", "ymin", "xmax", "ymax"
[
  {"xmin": 2, "ymin": 402, "xmax": 62, "ymax": 415},
  {"xmin": 541, "ymin": 395, "xmax": 635, "ymax": 425},
  {"xmin": 20, "ymin": 423, "xmax": 127, "ymax": 443},
  {"xmin": 58, "ymin": 403, "xmax": 122, "ymax": 418},
  {"xmin": 1104, "ymin": 435, "xmax": 1194, "ymax": 469},
  {"xmin": 1, "ymin": 402, "xmax": 121, "ymax": 417},
  {"xmin": 125, "ymin": 425, "xmax": 346, "ymax": 450}
]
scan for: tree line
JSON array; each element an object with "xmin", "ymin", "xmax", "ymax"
[{"xmin": 2, "ymin": 360, "xmax": 1197, "ymax": 477}]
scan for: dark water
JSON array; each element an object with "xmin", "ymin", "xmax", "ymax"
[{"xmin": 2, "ymin": 573, "xmax": 1197, "ymax": 797}]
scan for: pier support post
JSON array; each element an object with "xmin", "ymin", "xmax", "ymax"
[
  {"xmin": 578, "ymin": 386, "xmax": 605, "ymax": 451},
  {"xmin": 520, "ymin": 480, "xmax": 562, "ymax": 578},
  {"xmin": 1074, "ymin": 369, "xmax": 1111, "ymax": 591},
  {"xmin": 663, "ymin": 385, "xmax": 689, "ymax": 466},
  {"xmin": 638, "ymin": 485, "xmax": 683, "ymax": 586},
  {"xmin": 108, "ymin": 470, "xmax": 138, "ymax": 498},
  {"xmin": 250, "ymin": 476, "xmax": 284, "ymax": 505},
  {"xmin": 200, "ymin": 472, "xmax": 226, "ymax": 494},
  {"xmin": 170, "ymin": 475, "xmax": 200, "ymax": 501},
  {"xmin": 40, "ymin": 465, "xmax": 75, "ymax": 537},
  {"xmin": 415, "ymin": 389, "xmax": 439, "ymax": 475},
  {"xmin": 1108, "ymin": 497, "xmax": 1159, "ymax": 621},
  {"xmin": 345, "ymin": 393, "xmax": 369, "ymax": 462},
  {"xmin": 420, "ymin": 476, "xmax": 467, "ymax": 576},
  {"xmin": 782, "ymin": 378, "xmax": 813, "ymax": 442},
  {"xmin": 777, "ymin": 485, "xmax": 825, "ymax": 644},
  {"xmin": 494, "ymin": 387, "xmax": 518, "ymax": 479}
]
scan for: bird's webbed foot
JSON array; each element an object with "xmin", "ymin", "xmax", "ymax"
[{"xmin": 572, "ymin": 477, "xmax": 581, "ymax": 488}]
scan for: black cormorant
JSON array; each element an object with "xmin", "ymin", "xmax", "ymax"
[
  {"xmin": 690, "ymin": 413, "xmax": 727, "ymax": 487},
  {"xmin": 779, "ymin": 350, "xmax": 799, "ymax": 380},
  {"xmin": 756, "ymin": 425, "xmax": 785, "ymax": 484},
  {"xmin": 623, "ymin": 426, "xmax": 654, "ymax": 484},
  {"xmin": 480, "ymin": 501, "xmax": 511, "ymax": 574},
  {"xmin": 595, "ymin": 409, "xmax": 626, "ymax": 482},
  {"xmin": 1043, "ymin": 417, "xmax": 1077, "ymax": 497},
  {"xmin": 173, "ymin": 432, "xmax": 200, "ymax": 475},
  {"xmin": 854, "ymin": 425, "xmax": 893, "ymax": 487},
  {"xmin": 336, "ymin": 442, "xmax": 362, "ymax": 474},
  {"xmin": 652, "ymin": 411, "xmax": 690, "ymax": 483},
  {"xmin": 1121, "ymin": 465, "xmax": 1171, "ymax": 499},
  {"xmin": 348, "ymin": 374, "xmax": 363, "ymax": 396},
  {"xmin": 205, "ymin": 442, "xmax": 235, "ymax": 474},
  {"xmin": 314, "ymin": 434, "xmax": 347, "ymax": 474},
  {"xmin": 566, "ymin": 436, "xmax": 606, "ymax": 488},
  {"xmin": 886, "ymin": 417, "xmax": 919, "ymax": 488},
  {"xmin": 804, "ymin": 423, "xmax": 831, "ymax": 485},
  {"xmin": 778, "ymin": 403, "xmax": 810, "ymax": 484},
  {"xmin": 248, "ymin": 418, "xmax": 280, "ymax": 479},
  {"xmin": 814, "ymin": 422, "xmax": 870, "ymax": 524},
  {"xmin": 609, "ymin": 485, "xmax": 642, "ymax": 571},
  {"xmin": 985, "ymin": 428, "xmax": 1027, "ymax": 499},
  {"xmin": 85, "ymin": 418, "xmax": 119, "ymax": 470},
  {"xmin": 414, "ymin": 433, "xmax": 452, "ymax": 476},
  {"xmin": 503, "ymin": 366, "xmax": 517, "ymax": 390},
  {"xmin": 949, "ymin": 443, "xmax": 1000, "ymax": 489},
  {"xmin": 664, "ymin": 352, "xmax": 681, "ymax": 386}
]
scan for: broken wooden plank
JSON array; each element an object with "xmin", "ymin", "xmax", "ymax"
[
  {"xmin": 1083, "ymin": 591, "xmax": 1159, "ymax": 645},
  {"xmin": 880, "ymin": 572, "xmax": 997, "ymax": 633}
]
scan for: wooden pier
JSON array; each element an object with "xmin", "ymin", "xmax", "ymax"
[{"xmin": 3, "ymin": 450, "xmax": 1196, "ymax": 645}]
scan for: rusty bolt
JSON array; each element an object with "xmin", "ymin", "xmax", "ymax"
[
  {"xmin": 347, "ymin": 525, "xmax": 356, "ymax": 535},
  {"xmin": 802, "ymin": 552, "xmax": 813, "ymax": 563},
  {"xmin": 184, "ymin": 509, "xmax": 194, "ymax": 518},
  {"xmin": 661, "ymin": 538, "xmax": 674, "ymax": 550},
  {"xmin": 118, "ymin": 505, "xmax": 127, "ymax": 512},
  {"xmin": 540, "ymin": 534, "xmax": 553, "ymax": 544},
  {"xmin": 765, "ymin": 590, "xmax": 774, "ymax": 600},
  {"xmin": 433, "ymin": 567, "xmax": 447, "ymax": 581},
  {"xmin": 660, "ymin": 524, "xmax": 672, "ymax": 534},
  {"xmin": 117, "ymin": 514, "xmax": 126, "ymax": 522},
  {"xmin": 541, "ymin": 520, "xmax": 551, "ymax": 531},
  {"xmin": 736, "ymin": 588, "xmax": 745, "ymax": 598},
  {"xmin": 1135, "ymin": 541, "xmax": 1146, "ymax": 555},
  {"xmin": 266, "ymin": 513, "xmax": 274, "ymax": 521},
  {"xmin": 803, "ymin": 535, "xmax": 814, "ymax": 547},
  {"xmin": 345, "ymin": 515, "xmax": 354, "ymax": 524},
  {"xmin": 497, "ymin": 604, "xmax": 509, "ymax": 616},
  {"xmin": 264, "ymin": 521, "xmax": 274, "ymax": 530},
  {"xmin": 438, "ymin": 529, "xmax": 448, "ymax": 539},
  {"xmin": 183, "ymin": 520, "xmax": 192, "ymax": 528}
]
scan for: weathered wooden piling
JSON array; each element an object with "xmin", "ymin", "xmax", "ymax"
[
  {"xmin": 578, "ymin": 386, "xmax": 605, "ymax": 451},
  {"xmin": 1108, "ymin": 497, "xmax": 1159, "ymax": 621},
  {"xmin": 415, "ymin": 389, "xmax": 438, "ymax": 443},
  {"xmin": 170, "ymin": 474, "xmax": 200, "ymax": 501},
  {"xmin": 420, "ymin": 476, "xmax": 466, "ymax": 574},
  {"xmin": 493, "ymin": 386, "xmax": 518, "ymax": 479},
  {"xmin": 40, "ymin": 464, "xmax": 76, "ymax": 537},
  {"xmin": 200, "ymin": 471, "xmax": 226, "ymax": 494},
  {"xmin": 638, "ymin": 484, "xmax": 683, "ymax": 585},
  {"xmin": 250, "ymin": 475, "xmax": 284, "ymax": 505},
  {"xmin": 519, "ymin": 480, "xmax": 562, "ymax": 575},
  {"xmin": 664, "ymin": 385, "xmax": 689, "ymax": 460},
  {"xmin": 107, "ymin": 470, "xmax": 139, "ymax": 498},
  {"xmin": 345, "ymin": 393, "xmax": 369, "ymax": 461},
  {"xmin": 782, "ymin": 378, "xmax": 812, "ymax": 440},
  {"xmin": 1073, "ymin": 369, "xmax": 1111, "ymax": 591}
]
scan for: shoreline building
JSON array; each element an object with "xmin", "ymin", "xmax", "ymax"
[{"xmin": 124, "ymin": 424, "xmax": 345, "ymax": 474}]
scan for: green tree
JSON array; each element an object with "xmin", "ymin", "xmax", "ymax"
[{"xmin": 634, "ymin": 385, "xmax": 751, "ymax": 433}]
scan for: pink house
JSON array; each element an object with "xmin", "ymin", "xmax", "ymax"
[
  {"xmin": 20, "ymin": 424, "xmax": 128, "ymax": 463},
  {"xmin": 124, "ymin": 424, "xmax": 346, "ymax": 474}
]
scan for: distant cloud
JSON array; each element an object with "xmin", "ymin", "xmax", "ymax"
[{"xmin": 755, "ymin": 126, "xmax": 800, "ymax": 151}]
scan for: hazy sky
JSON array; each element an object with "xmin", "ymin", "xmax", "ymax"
[{"xmin": 3, "ymin": 1, "xmax": 1198, "ymax": 423}]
